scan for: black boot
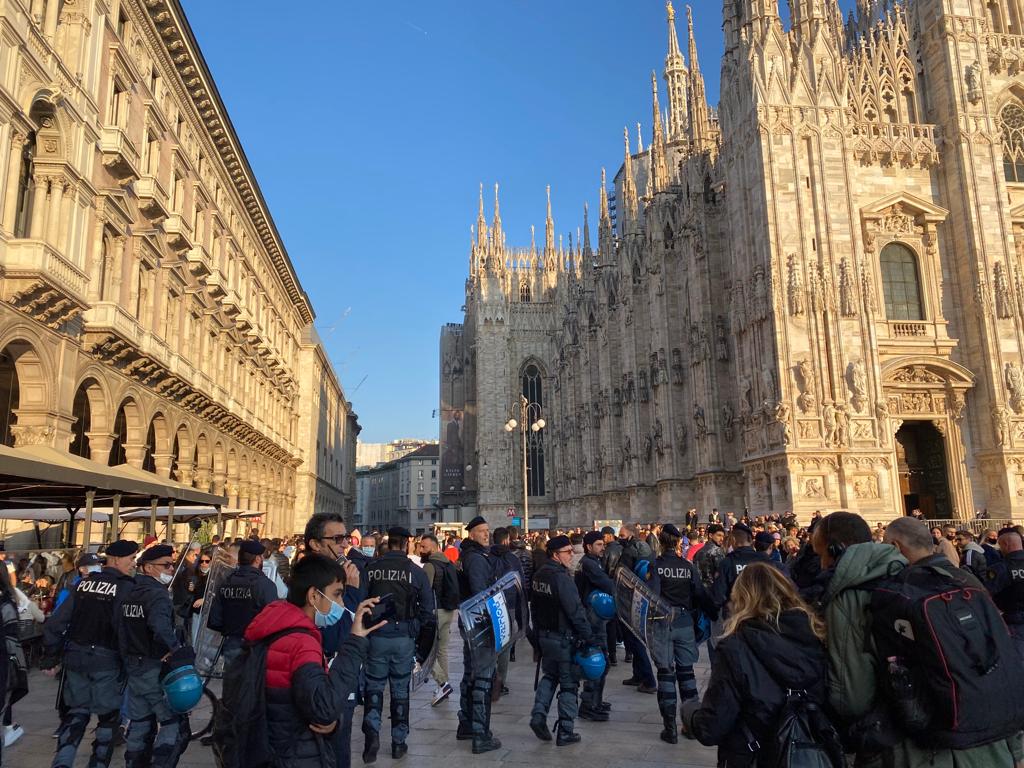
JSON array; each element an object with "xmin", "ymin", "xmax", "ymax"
[
  {"xmin": 472, "ymin": 735, "xmax": 502, "ymax": 754},
  {"xmin": 456, "ymin": 722, "xmax": 474, "ymax": 741},
  {"xmin": 555, "ymin": 721, "xmax": 581, "ymax": 747},
  {"xmin": 578, "ymin": 704, "xmax": 609, "ymax": 722},
  {"xmin": 597, "ymin": 702, "xmax": 612, "ymax": 713},
  {"xmin": 391, "ymin": 743, "xmax": 408, "ymax": 760},
  {"xmin": 660, "ymin": 722, "xmax": 678, "ymax": 744},
  {"xmin": 529, "ymin": 715, "xmax": 552, "ymax": 742},
  {"xmin": 362, "ymin": 730, "xmax": 380, "ymax": 763}
]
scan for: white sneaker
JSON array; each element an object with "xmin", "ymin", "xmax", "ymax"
[
  {"xmin": 4, "ymin": 724, "xmax": 23, "ymax": 747},
  {"xmin": 431, "ymin": 682, "xmax": 453, "ymax": 706}
]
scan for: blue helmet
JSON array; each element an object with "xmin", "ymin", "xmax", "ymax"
[
  {"xmin": 588, "ymin": 590, "xmax": 616, "ymax": 621},
  {"xmin": 162, "ymin": 664, "xmax": 203, "ymax": 714},
  {"xmin": 633, "ymin": 559, "xmax": 651, "ymax": 581},
  {"xmin": 574, "ymin": 646, "xmax": 607, "ymax": 681}
]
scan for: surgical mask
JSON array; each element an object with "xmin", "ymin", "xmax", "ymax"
[
  {"xmin": 86, "ymin": 565, "xmax": 102, "ymax": 575},
  {"xmin": 158, "ymin": 572, "xmax": 174, "ymax": 585},
  {"xmin": 360, "ymin": 546, "xmax": 375, "ymax": 557},
  {"xmin": 313, "ymin": 590, "xmax": 346, "ymax": 628}
]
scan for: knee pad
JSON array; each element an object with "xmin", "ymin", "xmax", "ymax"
[
  {"xmin": 98, "ymin": 710, "xmax": 121, "ymax": 728},
  {"xmin": 390, "ymin": 698, "xmax": 409, "ymax": 723},
  {"xmin": 365, "ymin": 690, "xmax": 384, "ymax": 712}
]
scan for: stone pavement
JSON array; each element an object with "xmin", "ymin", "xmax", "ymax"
[{"xmin": 6, "ymin": 633, "xmax": 719, "ymax": 768}]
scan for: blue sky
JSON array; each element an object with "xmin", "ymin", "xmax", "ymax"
[{"xmin": 181, "ymin": 0, "xmax": 857, "ymax": 443}]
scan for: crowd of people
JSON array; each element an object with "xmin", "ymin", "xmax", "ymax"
[{"xmin": 6, "ymin": 507, "xmax": 1024, "ymax": 768}]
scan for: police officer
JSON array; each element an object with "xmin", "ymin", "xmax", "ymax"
[
  {"xmin": 207, "ymin": 539, "xmax": 277, "ymax": 669},
  {"xmin": 600, "ymin": 527, "xmax": 622, "ymax": 665},
  {"xmin": 530, "ymin": 535, "xmax": 592, "ymax": 746},
  {"xmin": 361, "ymin": 526, "xmax": 435, "ymax": 762},
  {"xmin": 984, "ymin": 527, "xmax": 1024, "ymax": 660},
  {"xmin": 648, "ymin": 524, "xmax": 717, "ymax": 744},
  {"xmin": 42, "ymin": 540, "xmax": 138, "ymax": 768},
  {"xmin": 710, "ymin": 523, "xmax": 772, "ymax": 613},
  {"xmin": 455, "ymin": 516, "xmax": 501, "ymax": 754},
  {"xmin": 575, "ymin": 530, "xmax": 616, "ymax": 722},
  {"xmin": 118, "ymin": 545, "xmax": 191, "ymax": 768},
  {"xmin": 616, "ymin": 523, "xmax": 656, "ymax": 692}
]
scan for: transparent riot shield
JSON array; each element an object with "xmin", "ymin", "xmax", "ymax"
[
  {"xmin": 411, "ymin": 627, "xmax": 440, "ymax": 692},
  {"xmin": 614, "ymin": 566, "xmax": 676, "ymax": 669},
  {"xmin": 458, "ymin": 571, "xmax": 525, "ymax": 672},
  {"xmin": 193, "ymin": 547, "xmax": 237, "ymax": 678}
]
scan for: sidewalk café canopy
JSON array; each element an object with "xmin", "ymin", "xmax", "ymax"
[
  {"xmin": 0, "ymin": 508, "xmax": 111, "ymax": 523},
  {"xmin": 118, "ymin": 506, "xmax": 222, "ymax": 523},
  {"xmin": 0, "ymin": 444, "xmax": 226, "ymax": 509}
]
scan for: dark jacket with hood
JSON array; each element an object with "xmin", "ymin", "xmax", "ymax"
[
  {"xmin": 683, "ymin": 610, "xmax": 827, "ymax": 767},
  {"xmin": 244, "ymin": 600, "xmax": 367, "ymax": 768}
]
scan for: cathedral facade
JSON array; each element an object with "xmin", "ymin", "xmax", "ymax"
[{"xmin": 441, "ymin": 0, "xmax": 1024, "ymax": 527}]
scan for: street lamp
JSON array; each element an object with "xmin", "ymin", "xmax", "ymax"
[{"xmin": 505, "ymin": 395, "xmax": 544, "ymax": 535}]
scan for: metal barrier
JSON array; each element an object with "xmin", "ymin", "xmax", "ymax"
[{"xmin": 924, "ymin": 519, "xmax": 1015, "ymax": 535}]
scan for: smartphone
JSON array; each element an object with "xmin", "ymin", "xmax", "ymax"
[{"xmin": 364, "ymin": 593, "xmax": 397, "ymax": 627}]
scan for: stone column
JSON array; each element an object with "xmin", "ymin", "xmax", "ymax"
[
  {"xmin": 117, "ymin": 236, "xmax": 132, "ymax": 306},
  {"xmin": 211, "ymin": 471, "xmax": 226, "ymax": 498},
  {"xmin": 122, "ymin": 442, "xmax": 147, "ymax": 470},
  {"xmin": 86, "ymin": 431, "xmax": 115, "ymax": 464},
  {"xmin": 43, "ymin": 0, "xmax": 59, "ymax": 39},
  {"xmin": 28, "ymin": 176, "xmax": 48, "ymax": 239},
  {"xmin": 194, "ymin": 467, "xmax": 212, "ymax": 493},
  {"xmin": 1, "ymin": 131, "xmax": 25, "ymax": 233},
  {"xmin": 87, "ymin": 215, "xmax": 106, "ymax": 302},
  {"xmin": 45, "ymin": 177, "xmax": 65, "ymax": 247},
  {"xmin": 175, "ymin": 459, "xmax": 194, "ymax": 487},
  {"xmin": 152, "ymin": 453, "xmax": 175, "ymax": 479}
]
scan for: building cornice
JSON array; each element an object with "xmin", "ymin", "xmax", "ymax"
[{"xmin": 141, "ymin": 0, "xmax": 315, "ymax": 325}]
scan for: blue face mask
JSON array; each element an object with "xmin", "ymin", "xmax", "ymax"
[
  {"xmin": 360, "ymin": 546, "xmax": 375, "ymax": 558},
  {"xmin": 314, "ymin": 590, "xmax": 345, "ymax": 628}
]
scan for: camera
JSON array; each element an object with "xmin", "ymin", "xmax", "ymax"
[{"xmin": 363, "ymin": 593, "xmax": 397, "ymax": 628}]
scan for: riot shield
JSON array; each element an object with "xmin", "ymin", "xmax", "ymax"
[
  {"xmin": 458, "ymin": 571, "xmax": 525, "ymax": 673},
  {"xmin": 614, "ymin": 566, "xmax": 676, "ymax": 669},
  {"xmin": 411, "ymin": 623, "xmax": 440, "ymax": 692},
  {"xmin": 193, "ymin": 547, "xmax": 237, "ymax": 677}
]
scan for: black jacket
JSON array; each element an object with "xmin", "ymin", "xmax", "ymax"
[
  {"xmin": 710, "ymin": 547, "xmax": 774, "ymax": 609},
  {"xmin": 458, "ymin": 539, "xmax": 495, "ymax": 599},
  {"xmin": 684, "ymin": 610, "xmax": 828, "ymax": 767},
  {"xmin": 511, "ymin": 541, "xmax": 534, "ymax": 594}
]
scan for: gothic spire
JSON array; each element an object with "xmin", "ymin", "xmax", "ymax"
[
  {"xmin": 491, "ymin": 183, "xmax": 504, "ymax": 252},
  {"xmin": 636, "ymin": 122, "xmax": 644, "ymax": 154},
  {"xmin": 621, "ymin": 127, "xmax": 639, "ymax": 227},
  {"xmin": 650, "ymin": 71, "xmax": 669, "ymax": 193},
  {"xmin": 582, "ymin": 202, "xmax": 592, "ymax": 260},
  {"xmin": 664, "ymin": 1, "xmax": 689, "ymax": 142},
  {"xmin": 686, "ymin": 6, "xmax": 711, "ymax": 151},
  {"xmin": 545, "ymin": 185, "xmax": 555, "ymax": 255},
  {"xmin": 475, "ymin": 182, "xmax": 488, "ymax": 250},
  {"xmin": 598, "ymin": 168, "xmax": 614, "ymax": 263}
]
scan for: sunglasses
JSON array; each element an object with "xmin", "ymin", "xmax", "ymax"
[
  {"xmin": 321, "ymin": 534, "xmax": 351, "ymax": 544},
  {"xmin": 152, "ymin": 562, "xmax": 175, "ymax": 570},
  {"xmin": 199, "ymin": 559, "xmax": 211, "ymax": 564}
]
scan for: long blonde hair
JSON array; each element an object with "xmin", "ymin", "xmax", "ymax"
[{"xmin": 722, "ymin": 562, "xmax": 825, "ymax": 641}]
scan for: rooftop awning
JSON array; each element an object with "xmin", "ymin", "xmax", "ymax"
[
  {"xmin": 118, "ymin": 506, "xmax": 222, "ymax": 523},
  {"xmin": 0, "ymin": 508, "xmax": 111, "ymax": 523},
  {"xmin": 0, "ymin": 444, "xmax": 226, "ymax": 509}
]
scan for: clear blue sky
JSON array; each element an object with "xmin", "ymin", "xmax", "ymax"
[{"xmin": 181, "ymin": 0, "xmax": 857, "ymax": 443}]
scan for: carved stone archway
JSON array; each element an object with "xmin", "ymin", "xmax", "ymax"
[{"xmin": 880, "ymin": 357, "xmax": 975, "ymax": 520}]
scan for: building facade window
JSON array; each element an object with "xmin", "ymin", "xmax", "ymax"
[
  {"xmin": 880, "ymin": 243, "xmax": 924, "ymax": 321},
  {"xmin": 522, "ymin": 363, "xmax": 545, "ymax": 496},
  {"xmin": 1003, "ymin": 102, "xmax": 1024, "ymax": 182},
  {"xmin": 520, "ymin": 282, "xmax": 531, "ymax": 302}
]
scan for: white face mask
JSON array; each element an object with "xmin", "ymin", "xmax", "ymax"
[
  {"xmin": 86, "ymin": 565, "xmax": 102, "ymax": 575},
  {"xmin": 158, "ymin": 572, "xmax": 174, "ymax": 585}
]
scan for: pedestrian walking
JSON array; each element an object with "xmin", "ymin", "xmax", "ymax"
[{"xmin": 417, "ymin": 533, "xmax": 459, "ymax": 706}]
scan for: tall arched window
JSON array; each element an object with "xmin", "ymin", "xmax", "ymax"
[
  {"xmin": 519, "ymin": 282, "xmax": 531, "ymax": 303},
  {"xmin": 880, "ymin": 243, "xmax": 924, "ymax": 321},
  {"xmin": 1002, "ymin": 102, "xmax": 1024, "ymax": 182},
  {"xmin": 13, "ymin": 132, "xmax": 35, "ymax": 238},
  {"xmin": 522, "ymin": 364, "xmax": 545, "ymax": 497}
]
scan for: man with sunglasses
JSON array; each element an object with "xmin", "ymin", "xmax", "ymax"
[
  {"xmin": 118, "ymin": 545, "xmax": 193, "ymax": 768},
  {"xmin": 208, "ymin": 540, "xmax": 278, "ymax": 670},
  {"xmin": 529, "ymin": 535, "xmax": 593, "ymax": 747}
]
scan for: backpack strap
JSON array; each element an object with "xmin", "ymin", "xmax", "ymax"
[{"xmin": 250, "ymin": 626, "xmax": 319, "ymax": 651}]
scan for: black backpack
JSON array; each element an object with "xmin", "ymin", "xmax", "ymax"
[
  {"xmin": 741, "ymin": 640, "xmax": 843, "ymax": 768},
  {"xmin": 437, "ymin": 559, "xmax": 461, "ymax": 610},
  {"xmin": 212, "ymin": 627, "xmax": 318, "ymax": 768},
  {"xmin": 868, "ymin": 560, "xmax": 1024, "ymax": 749}
]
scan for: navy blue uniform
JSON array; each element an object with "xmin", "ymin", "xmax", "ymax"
[
  {"xmin": 44, "ymin": 567, "xmax": 134, "ymax": 768},
  {"xmin": 530, "ymin": 559, "xmax": 592, "ymax": 740},
  {"xmin": 207, "ymin": 564, "xmax": 277, "ymax": 665},
  {"xmin": 985, "ymin": 550, "xmax": 1024, "ymax": 660},
  {"xmin": 575, "ymin": 553, "xmax": 615, "ymax": 714},
  {"xmin": 118, "ymin": 575, "xmax": 188, "ymax": 768},
  {"xmin": 456, "ymin": 540, "xmax": 498, "ymax": 741},
  {"xmin": 710, "ymin": 547, "xmax": 773, "ymax": 611}
]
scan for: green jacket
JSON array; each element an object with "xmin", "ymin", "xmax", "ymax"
[{"xmin": 824, "ymin": 543, "xmax": 1022, "ymax": 768}]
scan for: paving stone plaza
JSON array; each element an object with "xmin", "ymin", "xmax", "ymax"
[{"xmin": 8, "ymin": 633, "xmax": 718, "ymax": 768}]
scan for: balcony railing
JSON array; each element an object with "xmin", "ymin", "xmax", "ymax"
[
  {"xmin": 1, "ymin": 240, "xmax": 87, "ymax": 305},
  {"xmin": 891, "ymin": 321, "xmax": 929, "ymax": 338},
  {"xmin": 99, "ymin": 127, "xmax": 141, "ymax": 181},
  {"xmin": 134, "ymin": 175, "xmax": 169, "ymax": 221},
  {"xmin": 185, "ymin": 245, "xmax": 211, "ymax": 278},
  {"xmin": 82, "ymin": 301, "xmax": 142, "ymax": 347},
  {"xmin": 163, "ymin": 213, "xmax": 193, "ymax": 252}
]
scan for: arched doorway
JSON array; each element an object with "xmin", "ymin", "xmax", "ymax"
[
  {"xmin": 69, "ymin": 385, "xmax": 91, "ymax": 458},
  {"xmin": 0, "ymin": 349, "xmax": 19, "ymax": 447},
  {"xmin": 895, "ymin": 421, "xmax": 951, "ymax": 519},
  {"xmin": 109, "ymin": 407, "xmax": 128, "ymax": 465}
]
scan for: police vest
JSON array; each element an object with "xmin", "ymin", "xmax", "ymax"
[
  {"xmin": 119, "ymin": 584, "xmax": 160, "ymax": 659},
  {"xmin": 721, "ymin": 548, "xmax": 770, "ymax": 602},
  {"xmin": 68, "ymin": 570, "xmax": 125, "ymax": 650},
  {"xmin": 216, "ymin": 567, "xmax": 266, "ymax": 638},
  {"xmin": 994, "ymin": 552, "xmax": 1024, "ymax": 622},
  {"xmin": 531, "ymin": 562, "xmax": 568, "ymax": 633},
  {"xmin": 656, "ymin": 554, "xmax": 697, "ymax": 610},
  {"xmin": 366, "ymin": 555, "xmax": 417, "ymax": 621}
]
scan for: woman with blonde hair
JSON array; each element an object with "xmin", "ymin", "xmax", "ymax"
[{"xmin": 681, "ymin": 562, "xmax": 831, "ymax": 767}]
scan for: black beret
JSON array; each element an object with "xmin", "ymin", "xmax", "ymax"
[
  {"xmin": 600, "ymin": 526, "xmax": 615, "ymax": 536},
  {"xmin": 546, "ymin": 535, "xmax": 571, "ymax": 553},
  {"xmin": 731, "ymin": 523, "xmax": 753, "ymax": 538},
  {"xmin": 137, "ymin": 544, "xmax": 173, "ymax": 564},
  {"xmin": 755, "ymin": 531, "xmax": 776, "ymax": 547},
  {"xmin": 662, "ymin": 524, "xmax": 682, "ymax": 538},
  {"xmin": 105, "ymin": 539, "xmax": 139, "ymax": 558},
  {"xmin": 387, "ymin": 526, "xmax": 412, "ymax": 539},
  {"xmin": 583, "ymin": 531, "xmax": 603, "ymax": 547},
  {"xmin": 238, "ymin": 540, "xmax": 264, "ymax": 557},
  {"xmin": 467, "ymin": 516, "xmax": 487, "ymax": 531},
  {"xmin": 77, "ymin": 553, "xmax": 102, "ymax": 567}
]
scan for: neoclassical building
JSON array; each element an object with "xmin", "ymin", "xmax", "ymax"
[
  {"xmin": 442, "ymin": 0, "xmax": 1024, "ymax": 527},
  {"xmin": 0, "ymin": 0, "xmax": 356, "ymax": 534}
]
